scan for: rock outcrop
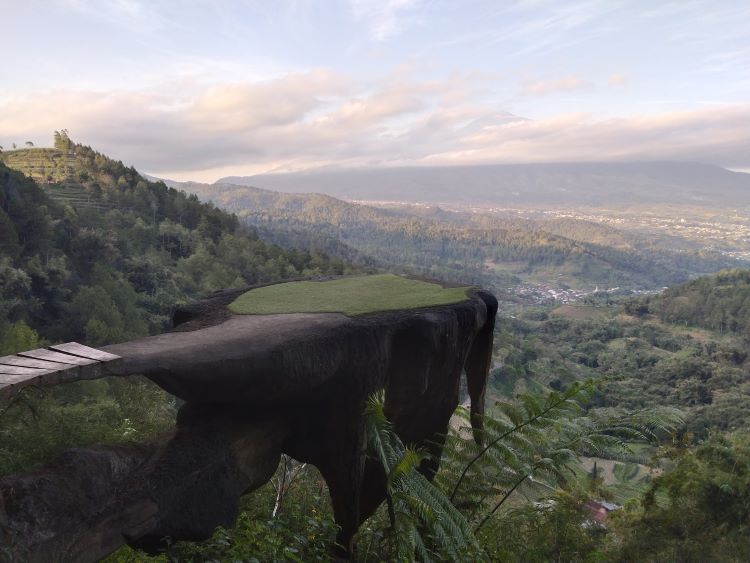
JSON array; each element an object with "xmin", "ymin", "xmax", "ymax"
[{"xmin": 0, "ymin": 278, "xmax": 497, "ymax": 561}]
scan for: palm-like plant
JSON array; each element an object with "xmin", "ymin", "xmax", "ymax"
[
  {"xmin": 364, "ymin": 381, "xmax": 683, "ymax": 560},
  {"xmin": 364, "ymin": 391, "xmax": 484, "ymax": 561},
  {"xmin": 437, "ymin": 380, "xmax": 683, "ymax": 532}
]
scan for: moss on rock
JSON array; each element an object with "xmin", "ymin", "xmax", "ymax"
[{"xmin": 228, "ymin": 274, "xmax": 472, "ymax": 316}]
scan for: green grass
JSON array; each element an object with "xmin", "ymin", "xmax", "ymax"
[{"xmin": 228, "ymin": 274, "xmax": 472, "ymax": 316}]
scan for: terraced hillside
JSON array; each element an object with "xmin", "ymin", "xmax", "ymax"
[
  {"xmin": 0, "ymin": 147, "xmax": 112, "ymax": 209},
  {"xmin": 0, "ymin": 148, "xmax": 78, "ymax": 184}
]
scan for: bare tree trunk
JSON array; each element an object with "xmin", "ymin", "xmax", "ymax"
[{"xmin": 272, "ymin": 454, "xmax": 307, "ymax": 518}]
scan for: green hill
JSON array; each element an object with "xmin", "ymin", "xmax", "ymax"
[
  {"xmin": 633, "ymin": 269, "xmax": 750, "ymax": 337},
  {"xmin": 492, "ymin": 272, "xmax": 750, "ymax": 437},
  {"xmin": 0, "ymin": 134, "xmax": 356, "ymax": 350}
]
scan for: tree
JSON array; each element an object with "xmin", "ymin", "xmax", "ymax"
[
  {"xmin": 607, "ymin": 432, "xmax": 750, "ymax": 561},
  {"xmin": 271, "ymin": 455, "xmax": 307, "ymax": 518},
  {"xmin": 353, "ymin": 383, "xmax": 683, "ymax": 561},
  {"xmin": 53, "ymin": 130, "xmax": 71, "ymax": 151},
  {"xmin": 0, "ymin": 320, "xmax": 40, "ymax": 355}
]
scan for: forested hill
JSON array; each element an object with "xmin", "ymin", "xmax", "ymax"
[
  {"xmin": 633, "ymin": 269, "xmax": 750, "ymax": 337},
  {"xmin": 182, "ymin": 180, "xmax": 743, "ymax": 293},
  {"xmin": 218, "ymin": 161, "xmax": 750, "ymax": 208},
  {"xmin": 0, "ymin": 138, "xmax": 353, "ymax": 352}
]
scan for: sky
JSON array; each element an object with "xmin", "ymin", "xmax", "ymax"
[{"xmin": 1, "ymin": 0, "xmax": 749, "ymax": 182}]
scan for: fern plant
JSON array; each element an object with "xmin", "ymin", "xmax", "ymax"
[
  {"xmin": 436, "ymin": 380, "xmax": 684, "ymax": 533},
  {"xmin": 364, "ymin": 391, "xmax": 486, "ymax": 562},
  {"xmin": 363, "ymin": 382, "xmax": 683, "ymax": 560}
]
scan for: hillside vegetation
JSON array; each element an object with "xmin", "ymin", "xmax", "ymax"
[
  {"xmin": 3, "ymin": 137, "xmax": 750, "ymax": 562},
  {"xmin": 182, "ymin": 180, "xmax": 742, "ymax": 295},
  {"xmin": 493, "ymin": 271, "xmax": 750, "ymax": 437},
  {"xmin": 634, "ymin": 268, "xmax": 750, "ymax": 337},
  {"xmin": 0, "ymin": 135, "xmax": 355, "ymax": 350},
  {"xmin": 0, "ymin": 147, "xmax": 77, "ymax": 184}
]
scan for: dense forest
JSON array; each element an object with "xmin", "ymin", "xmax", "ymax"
[
  {"xmin": 633, "ymin": 268, "xmax": 750, "ymax": 337},
  {"xmin": 493, "ymin": 276, "xmax": 750, "ymax": 437},
  {"xmin": 183, "ymin": 181, "xmax": 743, "ymax": 294},
  {"xmin": 0, "ymin": 134, "xmax": 354, "ymax": 352},
  {"xmin": 2, "ymin": 138, "xmax": 750, "ymax": 561}
]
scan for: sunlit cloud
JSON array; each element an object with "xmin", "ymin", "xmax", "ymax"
[{"xmin": 1, "ymin": 73, "xmax": 748, "ymax": 183}]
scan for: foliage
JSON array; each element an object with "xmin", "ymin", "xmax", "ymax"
[
  {"xmin": 4, "ymin": 136, "xmax": 750, "ymax": 562},
  {"xmin": 359, "ymin": 385, "xmax": 681, "ymax": 561},
  {"xmin": 439, "ymin": 382, "xmax": 682, "ymax": 536},
  {"xmin": 636, "ymin": 268, "xmax": 750, "ymax": 338},
  {"xmin": 478, "ymin": 490, "xmax": 607, "ymax": 562},
  {"xmin": 0, "ymin": 136, "xmax": 359, "ymax": 476},
  {"xmin": 0, "ymin": 320, "xmax": 41, "ymax": 355},
  {"xmin": 184, "ymin": 180, "xmax": 744, "ymax": 293},
  {"xmin": 105, "ymin": 462, "xmax": 338, "ymax": 562},
  {"xmin": 0, "ymin": 378, "xmax": 175, "ymax": 476},
  {"xmin": 606, "ymin": 432, "xmax": 750, "ymax": 562},
  {"xmin": 364, "ymin": 391, "xmax": 484, "ymax": 561},
  {"xmin": 0, "ymin": 136, "xmax": 358, "ymax": 348},
  {"xmin": 493, "ymin": 295, "xmax": 750, "ymax": 437}
]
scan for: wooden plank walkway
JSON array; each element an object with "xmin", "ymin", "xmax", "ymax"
[{"xmin": 0, "ymin": 342, "xmax": 121, "ymax": 401}]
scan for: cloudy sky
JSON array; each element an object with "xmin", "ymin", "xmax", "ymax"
[{"xmin": 2, "ymin": 0, "xmax": 749, "ymax": 181}]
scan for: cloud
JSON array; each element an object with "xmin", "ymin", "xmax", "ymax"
[
  {"xmin": 436, "ymin": 105, "xmax": 750, "ymax": 169},
  {"xmin": 522, "ymin": 76, "xmax": 591, "ymax": 96},
  {"xmin": 348, "ymin": 0, "xmax": 422, "ymax": 41},
  {"xmin": 186, "ymin": 70, "xmax": 347, "ymax": 133},
  {"xmin": 1, "ymin": 73, "xmax": 748, "ymax": 182},
  {"xmin": 608, "ymin": 73, "xmax": 627, "ymax": 86}
]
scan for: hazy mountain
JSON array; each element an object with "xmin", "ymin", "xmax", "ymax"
[{"xmin": 218, "ymin": 161, "xmax": 750, "ymax": 208}]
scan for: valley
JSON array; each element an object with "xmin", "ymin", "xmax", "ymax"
[
  {"xmin": 3, "ymin": 139, "xmax": 750, "ymax": 561},
  {"xmin": 177, "ymin": 175, "xmax": 750, "ymax": 313},
  {"xmin": 5, "ymin": 2, "xmax": 750, "ymax": 559}
]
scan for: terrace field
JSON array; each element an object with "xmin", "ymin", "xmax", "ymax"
[{"xmin": 0, "ymin": 148, "xmax": 77, "ymax": 184}]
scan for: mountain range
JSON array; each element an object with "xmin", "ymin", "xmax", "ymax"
[{"xmin": 216, "ymin": 161, "xmax": 750, "ymax": 209}]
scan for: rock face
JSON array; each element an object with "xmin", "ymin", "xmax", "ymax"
[{"xmin": 0, "ymin": 279, "xmax": 497, "ymax": 561}]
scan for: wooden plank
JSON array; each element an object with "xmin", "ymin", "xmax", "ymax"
[
  {"xmin": 17, "ymin": 349, "xmax": 98, "ymax": 366},
  {"xmin": 0, "ymin": 365, "xmax": 55, "ymax": 376},
  {"xmin": 0, "ymin": 355, "xmax": 72, "ymax": 371},
  {"xmin": 49, "ymin": 342, "xmax": 121, "ymax": 362},
  {"xmin": 0, "ymin": 365, "xmax": 103, "ymax": 402},
  {"xmin": 0, "ymin": 373, "xmax": 47, "ymax": 402},
  {"xmin": 0, "ymin": 343, "xmax": 122, "ymax": 403},
  {"xmin": 0, "ymin": 372, "xmax": 48, "ymax": 385}
]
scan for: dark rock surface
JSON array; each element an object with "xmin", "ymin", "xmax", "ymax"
[{"xmin": 0, "ymin": 281, "xmax": 497, "ymax": 561}]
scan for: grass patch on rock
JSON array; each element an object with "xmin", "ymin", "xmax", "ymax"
[{"xmin": 228, "ymin": 274, "xmax": 472, "ymax": 316}]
